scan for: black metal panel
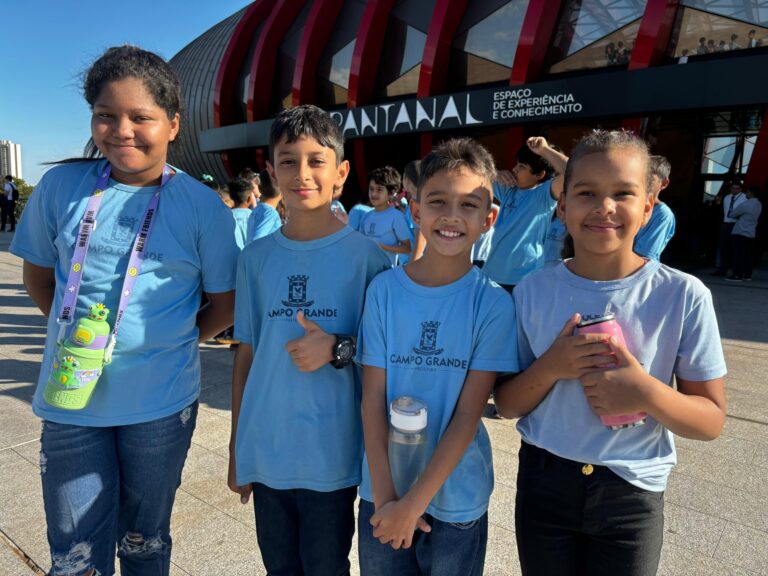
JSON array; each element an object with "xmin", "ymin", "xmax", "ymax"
[{"xmin": 169, "ymin": 7, "xmax": 248, "ymax": 184}]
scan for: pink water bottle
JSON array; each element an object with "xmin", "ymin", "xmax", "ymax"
[{"xmin": 575, "ymin": 304, "xmax": 646, "ymax": 430}]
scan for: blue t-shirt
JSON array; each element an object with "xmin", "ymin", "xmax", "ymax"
[
  {"xmin": 358, "ymin": 207, "xmax": 412, "ymax": 266},
  {"xmin": 348, "ymin": 204, "xmax": 374, "ymax": 231},
  {"xmin": 543, "ymin": 217, "xmax": 568, "ymax": 264},
  {"xmin": 232, "ymin": 208, "xmax": 251, "ymax": 249},
  {"xmin": 472, "ymin": 226, "xmax": 495, "ymax": 263},
  {"xmin": 247, "ymin": 202, "xmax": 282, "ymax": 242},
  {"xmin": 483, "ymin": 180, "xmax": 556, "ymax": 285},
  {"xmin": 514, "ymin": 261, "xmax": 727, "ymax": 491},
  {"xmin": 233, "ymin": 227, "xmax": 390, "ymax": 491},
  {"xmin": 10, "ymin": 160, "xmax": 240, "ymax": 426},
  {"xmin": 634, "ymin": 202, "xmax": 675, "ymax": 261},
  {"xmin": 357, "ymin": 267, "xmax": 519, "ymax": 521}
]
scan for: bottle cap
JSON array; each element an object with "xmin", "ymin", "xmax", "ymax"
[{"xmin": 390, "ymin": 396, "xmax": 427, "ymax": 431}]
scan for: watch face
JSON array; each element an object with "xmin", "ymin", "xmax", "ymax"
[{"xmin": 337, "ymin": 339, "xmax": 355, "ymax": 361}]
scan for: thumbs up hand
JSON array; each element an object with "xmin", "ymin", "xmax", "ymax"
[{"xmin": 285, "ymin": 311, "xmax": 335, "ymax": 372}]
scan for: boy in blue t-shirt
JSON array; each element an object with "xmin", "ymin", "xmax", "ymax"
[
  {"xmin": 357, "ymin": 138, "xmax": 519, "ymax": 574},
  {"xmin": 358, "ymin": 165, "xmax": 413, "ymax": 266},
  {"xmin": 246, "ymin": 168, "xmax": 283, "ymax": 242},
  {"xmin": 228, "ymin": 105, "xmax": 390, "ymax": 575},
  {"xmin": 634, "ymin": 155, "xmax": 676, "ymax": 261},
  {"xmin": 228, "ymin": 177, "xmax": 257, "ymax": 250},
  {"xmin": 482, "ymin": 138, "xmax": 569, "ymax": 291}
]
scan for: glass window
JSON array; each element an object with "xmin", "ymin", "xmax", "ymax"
[
  {"xmin": 669, "ymin": 7, "xmax": 768, "ymax": 58},
  {"xmin": 548, "ymin": 0, "xmax": 647, "ymax": 73},
  {"xmin": 743, "ymin": 135, "xmax": 758, "ymax": 170},
  {"xmin": 702, "ymin": 136, "xmax": 737, "ymax": 174},
  {"xmin": 681, "ymin": 0, "xmax": 768, "ymax": 26},
  {"xmin": 448, "ymin": 0, "xmax": 529, "ymax": 87},
  {"xmin": 316, "ymin": 0, "xmax": 366, "ymax": 108}
]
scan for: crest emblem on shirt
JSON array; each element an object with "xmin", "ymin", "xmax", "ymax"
[
  {"xmin": 367, "ymin": 222, "xmax": 376, "ymax": 235},
  {"xmin": 282, "ymin": 275, "xmax": 314, "ymax": 307},
  {"xmin": 107, "ymin": 215, "xmax": 138, "ymax": 245},
  {"xmin": 413, "ymin": 321, "xmax": 444, "ymax": 356}
]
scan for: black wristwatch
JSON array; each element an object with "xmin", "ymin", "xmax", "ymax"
[{"xmin": 331, "ymin": 336, "xmax": 356, "ymax": 369}]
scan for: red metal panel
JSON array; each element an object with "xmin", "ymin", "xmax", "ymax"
[
  {"xmin": 418, "ymin": 0, "xmax": 470, "ymax": 158},
  {"xmin": 247, "ymin": 0, "xmax": 307, "ymax": 122},
  {"xmin": 214, "ymin": 0, "xmax": 275, "ymax": 129},
  {"xmin": 507, "ymin": 0, "xmax": 563, "ymax": 167},
  {"xmin": 292, "ymin": 0, "xmax": 346, "ymax": 105},
  {"xmin": 347, "ymin": 0, "xmax": 397, "ymax": 192},
  {"xmin": 745, "ymin": 111, "xmax": 768, "ymax": 192},
  {"xmin": 510, "ymin": 0, "xmax": 563, "ymax": 86},
  {"xmin": 629, "ymin": 0, "xmax": 680, "ymax": 71}
]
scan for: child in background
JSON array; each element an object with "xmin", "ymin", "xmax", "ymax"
[
  {"xmin": 634, "ymin": 155, "xmax": 676, "ymax": 261},
  {"xmin": 348, "ymin": 201, "xmax": 374, "ymax": 231},
  {"xmin": 228, "ymin": 177, "xmax": 257, "ymax": 249},
  {"xmin": 239, "ymin": 166, "xmax": 261, "ymax": 202},
  {"xmin": 10, "ymin": 45, "xmax": 239, "ymax": 576},
  {"xmin": 495, "ymin": 130, "xmax": 726, "ymax": 576},
  {"xmin": 357, "ymin": 138, "xmax": 518, "ymax": 575},
  {"xmin": 402, "ymin": 159, "xmax": 424, "ymax": 262},
  {"xmin": 331, "ymin": 186, "xmax": 349, "ymax": 224},
  {"xmin": 542, "ymin": 213, "xmax": 568, "ymax": 266},
  {"xmin": 228, "ymin": 105, "xmax": 390, "ymax": 575},
  {"xmin": 358, "ymin": 166, "xmax": 413, "ymax": 266},
  {"xmin": 247, "ymin": 168, "xmax": 283, "ymax": 242},
  {"xmin": 483, "ymin": 137, "xmax": 568, "ymax": 292},
  {"xmin": 471, "ymin": 202, "xmax": 499, "ymax": 268}
]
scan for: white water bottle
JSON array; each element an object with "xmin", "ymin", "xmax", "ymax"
[{"xmin": 388, "ymin": 396, "xmax": 428, "ymax": 498}]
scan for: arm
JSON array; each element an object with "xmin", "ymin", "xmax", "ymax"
[
  {"xmin": 527, "ymin": 137, "xmax": 568, "ymax": 200},
  {"xmin": 361, "ymin": 365, "xmax": 398, "ymax": 509},
  {"xmin": 197, "ymin": 290, "xmax": 235, "ymax": 342},
  {"xmin": 494, "ymin": 314, "xmax": 615, "ymax": 419},
  {"xmin": 371, "ymin": 370, "xmax": 495, "ymax": 549},
  {"xmin": 23, "ymin": 261, "xmax": 55, "ymax": 317},
  {"xmin": 379, "ymin": 239, "xmax": 412, "ymax": 254},
  {"xmin": 410, "ymin": 228, "xmax": 426, "ymax": 261},
  {"xmin": 580, "ymin": 339, "xmax": 726, "ymax": 440},
  {"xmin": 228, "ymin": 342, "xmax": 254, "ymax": 502}
]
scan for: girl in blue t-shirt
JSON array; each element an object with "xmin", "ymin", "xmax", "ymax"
[
  {"xmin": 495, "ymin": 130, "xmax": 727, "ymax": 576},
  {"xmin": 10, "ymin": 46, "xmax": 238, "ymax": 576}
]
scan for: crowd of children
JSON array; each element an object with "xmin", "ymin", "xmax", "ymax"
[{"xmin": 11, "ymin": 45, "xmax": 729, "ymax": 576}]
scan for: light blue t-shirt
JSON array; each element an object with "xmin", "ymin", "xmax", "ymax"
[
  {"xmin": 358, "ymin": 207, "xmax": 412, "ymax": 266},
  {"xmin": 514, "ymin": 260, "xmax": 727, "ymax": 492},
  {"xmin": 348, "ymin": 204, "xmax": 374, "ymax": 231},
  {"xmin": 483, "ymin": 180, "xmax": 556, "ymax": 285},
  {"xmin": 232, "ymin": 208, "xmax": 251, "ymax": 249},
  {"xmin": 543, "ymin": 217, "xmax": 568, "ymax": 264},
  {"xmin": 357, "ymin": 267, "xmax": 519, "ymax": 522},
  {"xmin": 10, "ymin": 159, "xmax": 240, "ymax": 426},
  {"xmin": 472, "ymin": 226, "xmax": 495, "ymax": 263},
  {"xmin": 247, "ymin": 202, "xmax": 282, "ymax": 243},
  {"xmin": 234, "ymin": 227, "xmax": 390, "ymax": 491},
  {"xmin": 634, "ymin": 202, "xmax": 675, "ymax": 261}
]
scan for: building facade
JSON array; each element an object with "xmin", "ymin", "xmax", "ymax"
[
  {"xmin": 0, "ymin": 140, "xmax": 22, "ymax": 180},
  {"xmin": 169, "ymin": 0, "xmax": 768, "ymax": 262}
]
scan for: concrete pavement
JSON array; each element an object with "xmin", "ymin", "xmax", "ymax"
[{"xmin": 1, "ymin": 230, "xmax": 767, "ymax": 575}]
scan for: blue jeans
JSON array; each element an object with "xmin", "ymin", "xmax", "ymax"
[
  {"xmin": 357, "ymin": 499, "xmax": 488, "ymax": 576},
  {"xmin": 40, "ymin": 402, "xmax": 198, "ymax": 576},
  {"xmin": 252, "ymin": 482, "xmax": 357, "ymax": 576}
]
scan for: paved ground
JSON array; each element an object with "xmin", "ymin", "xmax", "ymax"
[{"xmin": 1, "ymin": 230, "xmax": 767, "ymax": 576}]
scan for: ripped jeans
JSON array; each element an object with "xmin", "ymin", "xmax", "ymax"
[{"xmin": 40, "ymin": 401, "xmax": 198, "ymax": 576}]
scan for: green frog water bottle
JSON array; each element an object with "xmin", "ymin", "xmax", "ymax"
[{"xmin": 44, "ymin": 303, "xmax": 111, "ymax": 410}]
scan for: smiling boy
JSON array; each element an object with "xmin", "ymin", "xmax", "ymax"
[
  {"xmin": 228, "ymin": 105, "xmax": 390, "ymax": 575},
  {"xmin": 356, "ymin": 138, "xmax": 518, "ymax": 575}
]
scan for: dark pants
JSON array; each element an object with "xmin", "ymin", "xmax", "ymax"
[
  {"xmin": 515, "ymin": 442, "xmax": 664, "ymax": 576},
  {"xmin": 357, "ymin": 499, "xmax": 488, "ymax": 576},
  {"xmin": 732, "ymin": 234, "xmax": 755, "ymax": 279},
  {"xmin": 715, "ymin": 222, "xmax": 736, "ymax": 272},
  {"xmin": 252, "ymin": 482, "xmax": 357, "ymax": 576},
  {"xmin": 0, "ymin": 198, "xmax": 15, "ymax": 231}
]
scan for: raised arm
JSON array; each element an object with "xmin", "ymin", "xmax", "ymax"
[{"xmin": 527, "ymin": 137, "xmax": 568, "ymax": 199}]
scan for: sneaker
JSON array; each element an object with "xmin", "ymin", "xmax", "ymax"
[{"xmin": 725, "ymin": 275, "xmax": 743, "ymax": 282}]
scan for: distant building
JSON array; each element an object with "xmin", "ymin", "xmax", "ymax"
[{"xmin": 0, "ymin": 140, "xmax": 22, "ymax": 180}]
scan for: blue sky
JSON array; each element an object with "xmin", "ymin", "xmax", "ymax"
[{"xmin": 1, "ymin": 1, "xmax": 253, "ymax": 185}]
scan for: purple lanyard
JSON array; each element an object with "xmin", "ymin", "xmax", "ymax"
[{"xmin": 57, "ymin": 163, "xmax": 171, "ymax": 361}]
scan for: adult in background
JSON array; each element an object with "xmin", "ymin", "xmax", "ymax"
[
  {"xmin": 712, "ymin": 181, "xmax": 747, "ymax": 276},
  {"xmin": 2, "ymin": 174, "xmax": 17, "ymax": 232},
  {"xmin": 727, "ymin": 186, "xmax": 763, "ymax": 281}
]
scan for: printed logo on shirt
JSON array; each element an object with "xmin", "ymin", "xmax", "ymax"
[
  {"xmin": 366, "ymin": 222, "xmax": 376, "ymax": 235},
  {"xmin": 91, "ymin": 214, "xmax": 164, "ymax": 261},
  {"xmin": 413, "ymin": 321, "xmax": 444, "ymax": 355},
  {"xmin": 389, "ymin": 320, "xmax": 469, "ymax": 370},
  {"xmin": 268, "ymin": 274, "xmax": 339, "ymax": 320},
  {"xmin": 107, "ymin": 215, "xmax": 138, "ymax": 245}
]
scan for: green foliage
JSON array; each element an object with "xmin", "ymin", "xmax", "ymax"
[{"xmin": 11, "ymin": 178, "xmax": 33, "ymax": 221}]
